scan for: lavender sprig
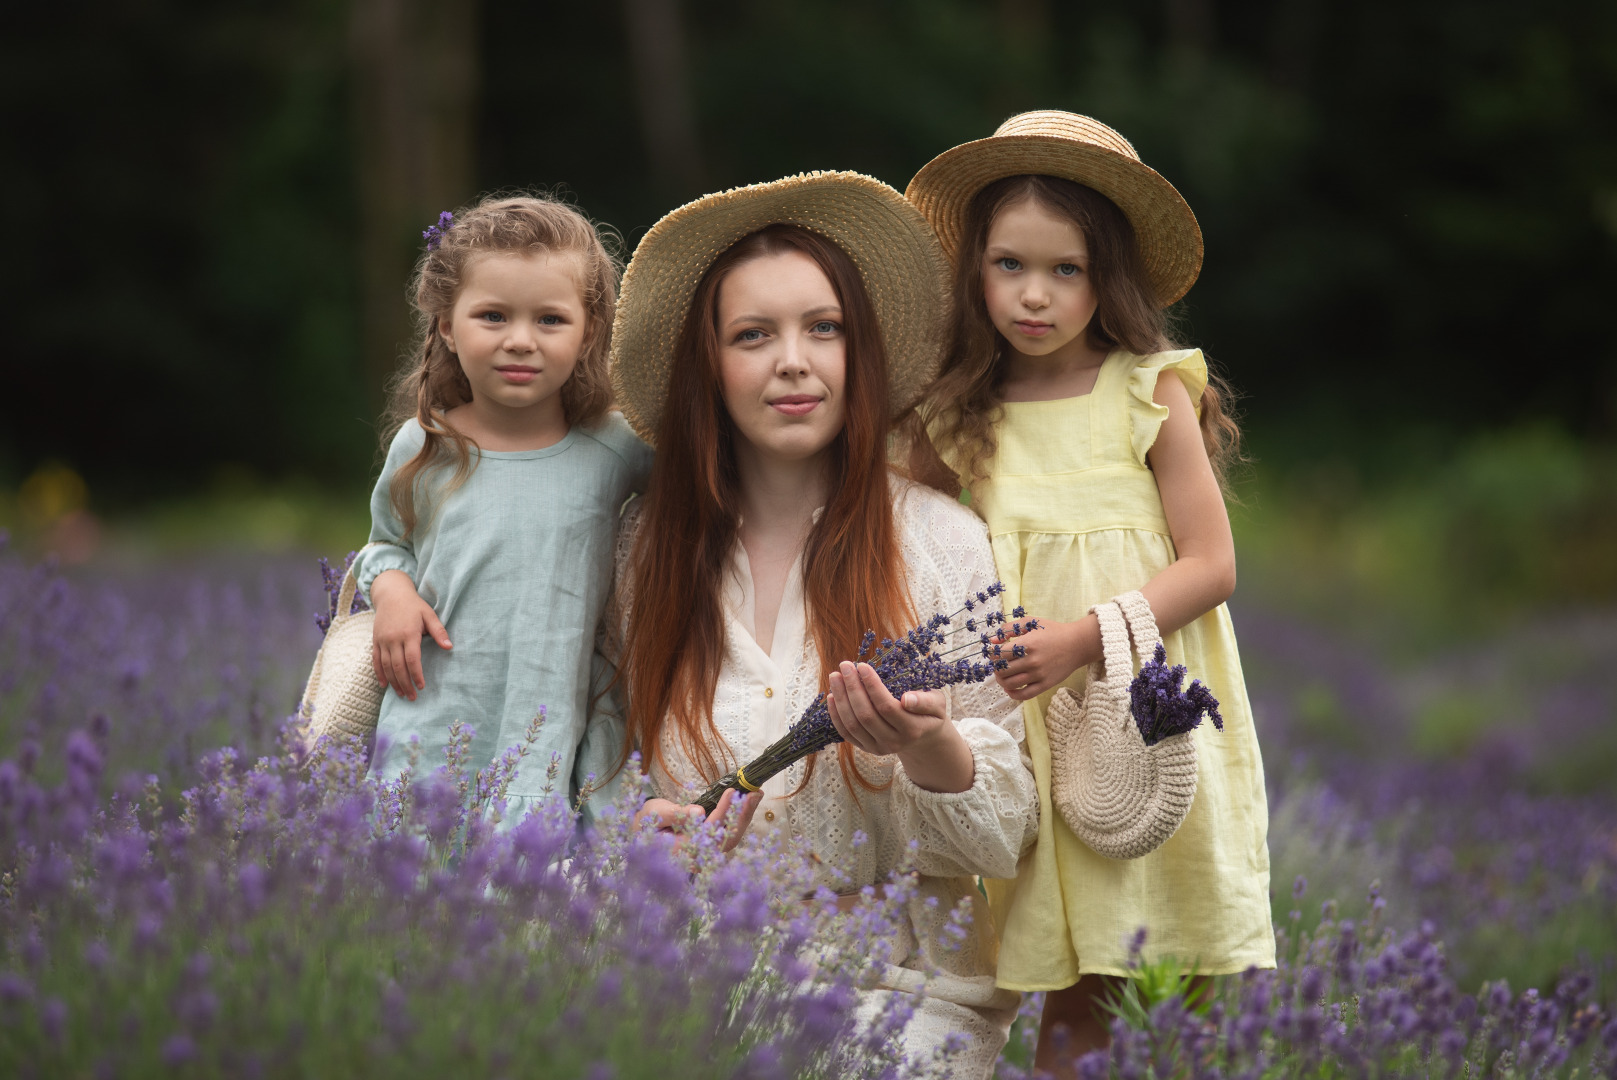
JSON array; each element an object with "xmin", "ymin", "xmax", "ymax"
[
  {"xmin": 1128, "ymin": 642, "xmax": 1223, "ymax": 746},
  {"xmin": 694, "ymin": 584, "xmax": 1014, "ymax": 813},
  {"xmin": 422, "ymin": 210, "xmax": 455, "ymax": 251}
]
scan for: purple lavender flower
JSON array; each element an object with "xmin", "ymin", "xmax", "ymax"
[
  {"xmin": 422, "ymin": 210, "xmax": 455, "ymax": 251},
  {"xmin": 1128, "ymin": 642, "xmax": 1223, "ymax": 746},
  {"xmin": 694, "ymin": 584, "xmax": 1012, "ymax": 812},
  {"xmin": 314, "ymin": 551, "xmax": 370, "ymax": 637}
]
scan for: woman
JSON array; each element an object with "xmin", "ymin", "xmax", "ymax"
[{"xmin": 608, "ymin": 172, "xmax": 1039, "ymax": 1076}]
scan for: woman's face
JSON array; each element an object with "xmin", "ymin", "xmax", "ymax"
[{"xmin": 715, "ymin": 249, "xmax": 848, "ymax": 467}]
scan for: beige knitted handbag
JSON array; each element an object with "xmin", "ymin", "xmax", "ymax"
[
  {"xmin": 1047, "ymin": 590, "xmax": 1199, "ymax": 860},
  {"xmin": 299, "ymin": 553, "xmax": 385, "ymax": 752}
]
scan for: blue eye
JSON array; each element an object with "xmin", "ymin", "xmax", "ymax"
[
  {"xmin": 737, "ymin": 329, "xmax": 764, "ymax": 343},
  {"xmin": 480, "ymin": 311, "xmax": 505, "ymax": 323},
  {"xmin": 812, "ymin": 320, "xmax": 840, "ymax": 334},
  {"xmin": 997, "ymin": 257, "xmax": 1022, "ymax": 272},
  {"xmin": 1056, "ymin": 264, "xmax": 1081, "ymax": 277},
  {"xmin": 540, "ymin": 314, "xmax": 562, "ymax": 325}
]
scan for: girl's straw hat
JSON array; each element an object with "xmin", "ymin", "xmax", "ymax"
[
  {"xmin": 611, "ymin": 171, "xmax": 950, "ymax": 445},
  {"xmin": 905, "ymin": 111, "xmax": 1203, "ymax": 306}
]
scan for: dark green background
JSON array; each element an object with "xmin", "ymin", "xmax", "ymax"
[{"xmin": 8, "ymin": 0, "xmax": 1616, "ymax": 498}]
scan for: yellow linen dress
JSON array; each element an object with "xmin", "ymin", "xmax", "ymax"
[{"xmin": 962, "ymin": 349, "xmax": 1275, "ymax": 990}]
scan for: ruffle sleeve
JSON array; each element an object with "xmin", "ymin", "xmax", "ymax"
[{"xmin": 1126, "ymin": 348, "xmax": 1208, "ymax": 467}]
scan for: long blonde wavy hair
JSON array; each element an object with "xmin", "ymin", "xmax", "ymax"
[
  {"xmin": 903, "ymin": 174, "xmax": 1242, "ymax": 495},
  {"xmin": 381, "ymin": 193, "xmax": 621, "ymax": 538}
]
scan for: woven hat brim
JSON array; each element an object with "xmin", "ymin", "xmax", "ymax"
[
  {"xmin": 905, "ymin": 135, "xmax": 1203, "ymax": 307},
  {"xmin": 611, "ymin": 171, "xmax": 951, "ymax": 446}
]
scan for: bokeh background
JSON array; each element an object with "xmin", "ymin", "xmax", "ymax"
[{"xmin": 4, "ymin": 0, "xmax": 1616, "ymax": 1008}]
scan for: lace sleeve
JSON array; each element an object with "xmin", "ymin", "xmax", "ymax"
[
  {"xmin": 885, "ymin": 479, "xmax": 1040, "ymax": 877},
  {"xmin": 888, "ymin": 717, "xmax": 1038, "ymax": 878}
]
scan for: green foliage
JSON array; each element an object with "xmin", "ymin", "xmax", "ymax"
[
  {"xmin": 1102, "ymin": 954, "xmax": 1213, "ymax": 1032},
  {"xmin": 10, "ymin": 1, "xmax": 1617, "ymax": 493},
  {"xmin": 1234, "ymin": 425, "xmax": 1617, "ymax": 644}
]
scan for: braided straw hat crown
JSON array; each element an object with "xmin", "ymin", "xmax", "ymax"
[
  {"xmin": 905, "ymin": 111, "xmax": 1203, "ymax": 307},
  {"xmin": 611, "ymin": 171, "xmax": 951, "ymax": 445}
]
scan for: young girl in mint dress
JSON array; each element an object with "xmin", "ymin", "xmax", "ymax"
[
  {"xmin": 354, "ymin": 195, "xmax": 651, "ymax": 820},
  {"xmin": 905, "ymin": 112, "xmax": 1275, "ymax": 1072}
]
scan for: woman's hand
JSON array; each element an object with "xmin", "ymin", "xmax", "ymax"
[
  {"xmin": 635, "ymin": 789, "xmax": 762, "ymax": 854},
  {"xmin": 991, "ymin": 617, "xmax": 1099, "ymax": 701},
  {"xmin": 370, "ymin": 569, "xmax": 452, "ymax": 701},
  {"xmin": 827, "ymin": 662, "xmax": 975, "ymax": 794}
]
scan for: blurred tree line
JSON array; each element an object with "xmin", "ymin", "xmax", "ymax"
[{"xmin": 6, "ymin": 0, "xmax": 1616, "ymax": 498}]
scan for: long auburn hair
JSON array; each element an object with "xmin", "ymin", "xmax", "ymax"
[
  {"xmin": 381, "ymin": 193, "xmax": 621, "ymax": 538},
  {"xmin": 903, "ymin": 174, "xmax": 1242, "ymax": 494},
  {"xmin": 619, "ymin": 224, "xmax": 912, "ymax": 795}
]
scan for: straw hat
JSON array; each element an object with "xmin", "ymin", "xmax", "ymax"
[
  {"xmin": 610, "ymin": 171, "xmax": 950, "ymax": 445},
  {"xmin": 905, "ymin": 111, "xmax": 1203, "ymax": 307}
]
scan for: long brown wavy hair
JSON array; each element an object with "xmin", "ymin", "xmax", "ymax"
[
  {"xmin": 903, "ymin": 174, "xmax": 1242, "ymax": 494},
  {"xmin": 381, "ymin": 193, "xmax": 621, "ymax": 538},
  {"xmin": 619, "ymin": 224, "xmax": 912, "ymax": 795}
]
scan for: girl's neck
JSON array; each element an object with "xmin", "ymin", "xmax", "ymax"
[
  {"xmin": 445, "ymin": 394, "xmax": 570, "ymax": 452},
  {"xmin": 999, "ymin": 333, "xmax": 1113, "ymax": 404}
]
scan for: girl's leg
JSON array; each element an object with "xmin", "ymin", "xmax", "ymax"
[{"xmin": 1034, "ymin": 974, "xmax": 1121, "ymax": 1072}]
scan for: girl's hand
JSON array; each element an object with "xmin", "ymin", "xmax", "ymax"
[
  {"xmin": 370, "ymin": 569, "xmax": 452, "ymax": 701},
  {"xmin": 992, "ymin": 617, "xmax": 1098, "ymax": 701},
  {"xmin": 827, "ymin": 661, "xmax": 974, "ymax": 794},
  {"xmin": 635, "ymin": 790, "xmax": 762, "ymax": 854}
]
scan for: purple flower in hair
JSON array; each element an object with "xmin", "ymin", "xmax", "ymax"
[{"xmin": 423, "ymin": 210, "xmax": 455, "ymax": 251}]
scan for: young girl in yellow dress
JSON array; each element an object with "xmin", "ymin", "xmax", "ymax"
[{"xmin": 904, "ymin": 111, "xmax": 1275, "ymax": 1070}]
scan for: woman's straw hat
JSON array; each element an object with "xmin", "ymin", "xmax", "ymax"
[
  {"xmin": 611, "ymin": 171, "xmax": 950, "ymax": 445},
  {"xmin": 905, "ymin": 111, "xmax": 1203, "ymax": 307}
]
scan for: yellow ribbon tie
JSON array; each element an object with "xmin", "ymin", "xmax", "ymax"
[{"xmin": 734, "ymin": 767, "xmax": 761, "ymax": 793}]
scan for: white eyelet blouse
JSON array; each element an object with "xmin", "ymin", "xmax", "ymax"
[{"xmin": 612, "ymin": 475, "xmax": 1039, "ymax": 1077}]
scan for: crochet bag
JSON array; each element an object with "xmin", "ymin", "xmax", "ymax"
[
  {"xmin": 1047, "ymin": 590, "xmax": 1198, "ymax": 860},
  {"xmin": 299, "ymin": 552, "xmax": 385, "ymax": 751}
]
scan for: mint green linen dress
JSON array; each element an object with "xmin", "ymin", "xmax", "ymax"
[{"xmin": 354, "ymin": 413, "xmax": 652, "ymax": 821}]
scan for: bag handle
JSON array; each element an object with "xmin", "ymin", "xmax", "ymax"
[
  {"xmin": 1114, "ymin": 590, "xmax": 1162, "ymax": 660},
  {"xmin": 330, "ymin": 541, "xmax": 389, "ymax": 630},
  {"xmin": 1088, "ymin": 590, "xmax": 1164, "ymax": 690},
  {"xmin": 1090, "ymin": 600, "xmax": 1133, "ymax": 687}
]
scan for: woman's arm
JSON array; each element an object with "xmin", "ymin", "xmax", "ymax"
[
  {"xmin": 992, "ymin": 368, "xmax": 1235, "ymax": 700},
  {"xmin": 827, "ymin": 666, "xmax": 972, "ymax": 793}
]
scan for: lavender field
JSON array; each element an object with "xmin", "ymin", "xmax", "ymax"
[{"xmin": 2, "ymin": 532, "xmax": 1614, "ymax": 1077}]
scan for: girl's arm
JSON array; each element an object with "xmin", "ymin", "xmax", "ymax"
[
  {"xmin": 358, "ymin": 425, "xmax": 452, "ymax": 701},
  {"xmin": 994, "ymin": 369, "xmax": 1236, "ymax": 701},
  {"xmin": 370, "ymin": 569, "xmax": 451, "ymax": 701}
]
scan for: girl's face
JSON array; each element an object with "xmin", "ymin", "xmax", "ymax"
[
  {"xmin": 981, "ymin": 197, "xmax": 1099, "ymax": 360},
  {"xmin": 715, "ymin": 249, "xmax": 848, "ymax": 468},
  {"xmin": 439, "ymin": 251, "xmax": 587, "ymax": 413}
]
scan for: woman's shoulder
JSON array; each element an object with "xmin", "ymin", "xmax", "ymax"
[
  {"xmin": 890, "ymin": 472, "xmax": 982, "ymax": 530},
  {"xmin": 888, "ymin": 473, "xmax": 993, "ymax": 580}
]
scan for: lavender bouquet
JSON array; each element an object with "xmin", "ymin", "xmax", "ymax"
[
  {"xmin": 1128, "ymin": 642, "xmax": 1223, "ymax": 746},
  {"xmin": 694, "ymin": 583, "xmax": 1033, "ymax": 813}
]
